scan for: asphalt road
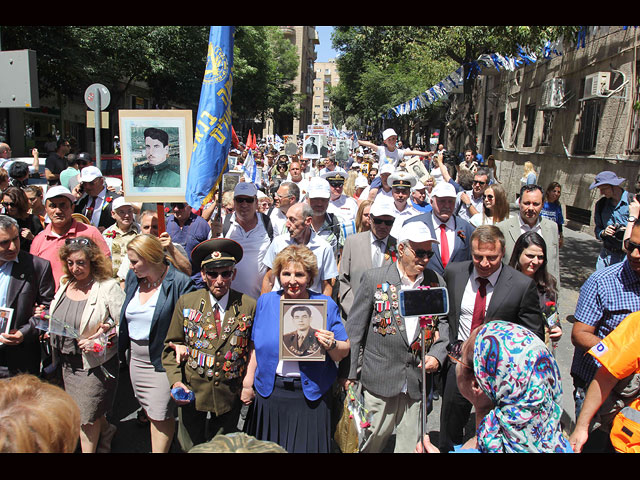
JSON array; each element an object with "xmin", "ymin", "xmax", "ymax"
[{"xmin": 106, "ymin": 221, "xmax": 601, "ymax": 453}]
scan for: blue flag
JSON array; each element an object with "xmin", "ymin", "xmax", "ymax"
[{"xmin": 186, "ymin": 26, "xmax": 235, "ymax": 208}]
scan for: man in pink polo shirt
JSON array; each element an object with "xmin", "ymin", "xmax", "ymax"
[{"xmin": 30, "ymin": 186, "xmax": 111, "ymax": 289}]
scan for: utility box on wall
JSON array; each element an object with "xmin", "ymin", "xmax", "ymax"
[{"xmin": 0, "ymin": 49, "xmax": 39, "ymax": 108}]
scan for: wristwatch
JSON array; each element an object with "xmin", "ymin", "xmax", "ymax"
[
  {"xmin": 328, "ymin": 339, "xmax": 337, "ymax": 351},
  {"xmin": 629, "ymin": 216, "xmax": 638, "ymax": 223}
]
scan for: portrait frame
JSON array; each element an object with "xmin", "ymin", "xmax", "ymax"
[
  {"xmin": 0, "ymin": 306, "xmax": 14, "ymax": 335},
  {"xmin": 118, "ymin": 109, "xmax": 193, "ymax": 203},
  {"xmin": 279, "ymin": 298, "xmax": 327, "ymax": 362},
  {"xmin": 405, "ymin": 156, "xmax": 429, "ymax": 184},
  {"xmin": 302, "ymin": 134, "xmax": 320, "ymax": 160},
  {"xmin": 335, "ymin": 139, "xmax": 351, "ymax": 163}
]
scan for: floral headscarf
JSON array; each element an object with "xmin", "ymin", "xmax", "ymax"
[{"xmin": 473, "ymin": 321, "xmax": 571, "ymax": 453}]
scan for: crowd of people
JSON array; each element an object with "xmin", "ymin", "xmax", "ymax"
[{"xmin": 0, "ymin": 130, "xmax": 639, "ymax": 455}]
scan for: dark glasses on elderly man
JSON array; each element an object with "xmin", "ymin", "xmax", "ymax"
[
  {"xmin": 204, "ymin": 269, "xmax": 234, "ymax": 279},
  {"xmin": 234, "ymin": 197, "xmax": 255, "ymax": 204},
  {"xmin": 447, "ymin": 340, "xmax": 471, "ymax": 369},
  {"xmin": 406, "ymin": 244, "xmax": 435, "ymax": 259},
  {"xmin": 372, "ymin": 218, "xmax": 394, "ymax": 226},
  {"xmin": 624, "ymin": 238, "xmax": 640, "ymax": 254}
]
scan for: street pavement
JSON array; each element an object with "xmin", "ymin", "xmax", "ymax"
[{"xmin": 106, "ymin": 219, "xmax": 602, "ymax": 453}]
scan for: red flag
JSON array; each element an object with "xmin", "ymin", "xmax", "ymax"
[
  {"xmin": 247, "ymin": 129, "xmax": 253, "ymax": 150},
  {"xmin": 231, "ymin": 126, "xmax": 239, "ymax": 149},
  {"xmin": 252, "ymin": 132, "xmax": 257, "ymax": 149}
]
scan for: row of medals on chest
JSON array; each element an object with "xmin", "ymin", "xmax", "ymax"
[{"xmin": 374, "ymin": 283, "xmax": 400, "ymax": 336}]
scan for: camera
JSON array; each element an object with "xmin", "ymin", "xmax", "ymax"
[{"xmin": 612, "ymin": 223, "xmax": 626, "ymax": 241}]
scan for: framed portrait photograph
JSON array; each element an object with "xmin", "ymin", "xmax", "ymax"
[
  {"xmin": 0, "ymin": 307, "xmax": 14, "ymax": 335},
  {"xmin": 406, "ymin": 156, "xmax": 429, "ymax": 184},
  {"xmin": 302, "ymin": 134, "xmax": 321, "ymax": 160},
  {"xmin": 118, "ymin": 110, "xmax": 193, "ymax": 203},
  {"xmin": 335, "ymin": 139, "xmax": 351, "ymax": 163},
  {"xmin": 279, "ymin": 299, "xmax": 327, "ymax": 362}
]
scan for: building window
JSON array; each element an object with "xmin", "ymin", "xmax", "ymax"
[
  {"xmin": 523, "ymin": 104, "xmax": 536, "ymax": 147},
  {"xmin": 510, "ymin": 109, "xmax": 519, "ymax": 144},
  {"xmin": 541, "ymin": 111, "xmax": 554, "ymax": 146},
  {"xmin": 575, "ymin": 99, "xmax": 602, "ymax": 154}
]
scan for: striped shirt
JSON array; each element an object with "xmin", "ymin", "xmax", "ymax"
[{"xmin": 570, "ymin": 258, "xmax": 640, "ymax": 383}]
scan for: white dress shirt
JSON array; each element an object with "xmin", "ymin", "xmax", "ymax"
[
  {"xmin": 431, "ymin": 214, "xmax": 456, "ymax": 257},
  {"xmin": 457, "ymin": 265, "xmax": 502, "ymax": 342}
]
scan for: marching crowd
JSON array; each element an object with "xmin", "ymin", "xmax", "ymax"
[{"xmin": 0, "ymin": 129, "xmax": 639, "ymax": 454}]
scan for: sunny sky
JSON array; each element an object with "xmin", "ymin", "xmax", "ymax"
[{"xmin": 315, "ymin": 26, "xmax": 338, "ymax": 62}]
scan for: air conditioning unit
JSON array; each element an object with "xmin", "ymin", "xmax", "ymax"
[
  {"xmin": 583, "ymin": 72, "xmax": 610, "ymax": 99},
  {"xmin": 540, "ymin": 78, "xmax": 566, "ymax": 110}
]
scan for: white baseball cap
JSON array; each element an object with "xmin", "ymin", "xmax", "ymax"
[
  {"xmin": 396, "ymin": 221, "xmax": 438, "ymax": 244},
  {"xmin": 307, "ymin": 177, "xmax": 331, "ymax": 199},
  {"xmin": 383, "ymin": 128, "xmax": 397, "ymax": 141},
  {"xmin": 44, "ymin": 185, "xmax": 76, "ymax": 203},
  {"xmin": 430, "ymin": 182, "xmax": 457, "ymax": 199},
  {"xmin": 380, "ymin": 164, "xmax": 395, "ymax": 175},
  {"xmin": 112, "ymin": 197, "xmax": 133, "ymax": 211},
  {"xmin": 79, "ymin": 166, "xmax": 103, "ymax": 183},
  {"xmin": 369, "ymin": 197, "xmax": 396, "ymax": 218},
  {"xmin": 355, "ymin": 176, "xmax": 369, "ymax": 189},
  {"xmin": 234, "ymin": 182, "xmax": 258, "ymax": 198},
  {"xmin": 412, "ymin": 181, "xmax": 426, "ymax": 192}
]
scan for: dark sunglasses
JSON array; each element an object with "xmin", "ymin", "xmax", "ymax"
[
  {"xmin": 2, "ymin": 202, "xmax": 15, "ymax": 208},
  {"xmin": 372, "ymin": 218, "xmax": 394, "ymax": 226},
  {"xmin": 328, "ymin": 181, "xmax": 344, "ymax": 188},
  {"xmin": 412, "ymin": 249, "xmax": 435, "ymax": 259},
  {"xmin": 65, "ymin": 237, "xmax": 91, "ymax": 246},
  {"xmin": 473, "ymin": 180, "xmax": 487, "ymax": 186},
  {"xmin": 170, "ymin": 203, "xmax": 186, "ymax": 209},
  {"xmin": 624, "ymin": 238, "xmax": 640, "ymax": 254},
  {"xmin": 447, "ymin": 340, "xmax": 471, "ymax": 369},
  {"xmin": 234, "ymin": 197, "xmax": 255, "ymax": 204},
  {"xmin": 204, "ymin": 270, "xmax": 234, "ymax": 279}
]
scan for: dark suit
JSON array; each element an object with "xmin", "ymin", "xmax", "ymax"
[
  {"xmin": 0, "ymin": 251, "xmax": 55, "ymax": 377},
  {"xmin": 75, "ymin": 192, "xmax": 121, "ymax": 230},
  {"xmin": 346, "ymin": 263, "xmax": 449, "ymax": 452},
  {"xmin": 403, "ymin": 211, "xmax": 475, "ymax": 276},
  {"xmin": 163, "ymin": 288, "xmax": 256, "ymax": 451},
  {"xmin": 438, "ymin": 260, "xmax": 545, "ymax": 452},
  {"xmin": 283, "ymin": 328, "xmax": 321, "ymax": 357}
]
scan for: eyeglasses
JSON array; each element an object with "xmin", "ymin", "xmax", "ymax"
[
  {"xmin": 2, "ymin": 202, "xmax": 15, "ymax": 208},
  {"xmin": 65, "ymin": 237, "xmax": 91, "ymax": 246},
  {"xmin": 407, "ymin": 244, "xmax": 435, "ymax": 259},
  {"xmin": 170, "ymin": 203, "xmax": 186, "ymax": 209},
  {"xmin": 372, "ymin": 217, "xmax": 394, "ymax": 226},
  {"xmin": 624, "ymin": 238, "xmax": 640, "ymax": 254},
  {"xmin": 473, "ymin": 180, "xmax": 487, "ymax": 186},
  {"xmin": 328, "ymin": 181, "xmax": 344, "ymax": 188},
  {"xmin": 204, "ymin": 269, "xmax": 234, "ymax": 279},
  {"xmin": 234, "ymin": 197, "xmax": 255, "ymax": 204},
  {"xmin": 447, "ymin": 340, "xmax": 472, "ymax": 369}
]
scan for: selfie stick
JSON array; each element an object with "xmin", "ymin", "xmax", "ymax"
[{"xmin": 418, "ymin": 314, "xmax": 433, "ymax": 449}]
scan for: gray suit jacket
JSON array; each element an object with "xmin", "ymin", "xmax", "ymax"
[
  {"xmin": 346, "ymin": 263, "xmax": 449, "ymax": 401},
  {"xmin": 443, "ymin": 260, "xmax": 545, "ymax": 343},
  {"xmin": 338, "ymin": 231, "xmax": 397, "ymax": 319},
  {"xmin": 496, "ymin": 215, "xmax": 560, "ymax": 288}
]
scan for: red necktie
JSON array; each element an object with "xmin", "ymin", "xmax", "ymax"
[
  {"xmin": 471, "ymin": 277, "xmax": 490, "ymax": 332},
  {"xmin": 440, "ymin": 224, "xmax": 450, "ymax": 268},
  {"xmin": 85, "ymin": 196, "xmax": 96, "ymax": 219},
  {"xmin": 214, "ymin": 304, "xmax": 222, "ymax": 337}
]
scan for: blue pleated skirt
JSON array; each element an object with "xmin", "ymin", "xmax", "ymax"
[{"xmin": 247, "ymin": 376, "xmax": 331, "ymax": 453}]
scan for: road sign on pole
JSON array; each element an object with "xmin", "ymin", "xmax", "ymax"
[{"xmin": 84, "ymin": 83, "xmax": 110, "ymax": 170}]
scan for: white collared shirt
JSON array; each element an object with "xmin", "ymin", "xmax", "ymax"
[
  {"xmin": 518, "ymin": 214, "xmax": 542, "ymax": 236},
  {"xmin": 397, "ymin": 263, "xmax": 424, "ymax": 393},
  {"xmin": 457, "ymin": 265, "xmax": 502, "ymax": 342},
  {"xmin": 431, "ymin": 214, "xmax": 456, "ymax": 256},
  {"xmin": 208, "ymin": 290, "xmax": 229, "ymax": 314},
  {"xmin": 370, "ymin": 231, "xmax": 388, "ymax": 267},
  {"xmin": 85, "ymin": 187, "xmax": 107, "ymax": 227}
]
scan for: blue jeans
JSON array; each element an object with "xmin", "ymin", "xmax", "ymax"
[{"xmin": 596, "ymin": 247, "xmax": 626, "ymax": 271}]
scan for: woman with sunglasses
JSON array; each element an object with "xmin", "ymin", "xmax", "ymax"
[
  {"xmin": 418, "ymin": 320, "xmax": 572, "ymax": 453},
  {"xmin": 469, "ymin": 183, "xmax": 509, "ymax": 227},
  {"xmin": 44, "ymin": 236, "xmax": 124, "ymax": 453},
  {"xmin": 119, "ymin": 234, "xmax": 196, "ymax": 453},
  {"xmin": 2, "ymin": 186, "xmax": 43, "ymax": 252},
  {"xmin": 508, "ymin": 231, "xmax": 563, "ymax": 348},
  {"xmin": 244, "ymin": 244, "xmax": 349, "ymax": 453}
]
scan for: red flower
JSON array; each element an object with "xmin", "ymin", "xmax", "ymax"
[
  {"xmin": 545, "ymin": 301, "xmax": 556, "ymax": 307},
  {"xmin": 457, "ymin": 230, "xmax": 466, "ymax": 241}
]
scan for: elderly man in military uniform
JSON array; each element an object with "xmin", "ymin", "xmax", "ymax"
[
  {"xmin": 163, "ymin": 238, "xmax": 257, "ymax": 452},
  {"xmin": 134, "ymin": 127, "xmax": 181, "ymax": 188},
  {"xmin": 282, "ymin": 305, "xmax": 322, "ymax": 358}
]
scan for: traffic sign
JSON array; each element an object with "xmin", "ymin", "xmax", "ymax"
[{"xmin": 84, "ymin": 83, "xmax": 110, "ymax": 111}]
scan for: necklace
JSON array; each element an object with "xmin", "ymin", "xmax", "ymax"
[
  {"xmin": 143, "ymin": 266, "xmax": 167, "ymax": 289},
  {"xmin": 73, "ymin": 278, "xmax": 94, "ymax": 291}
]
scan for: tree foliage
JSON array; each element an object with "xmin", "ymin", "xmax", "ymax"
[
  {"xmin": 330, "ymin": 26, "xmax": 583, "ymax": 145},
  {"xmin": 0, "ymin": 26, "xmax": 298, "ymax": 128}
]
